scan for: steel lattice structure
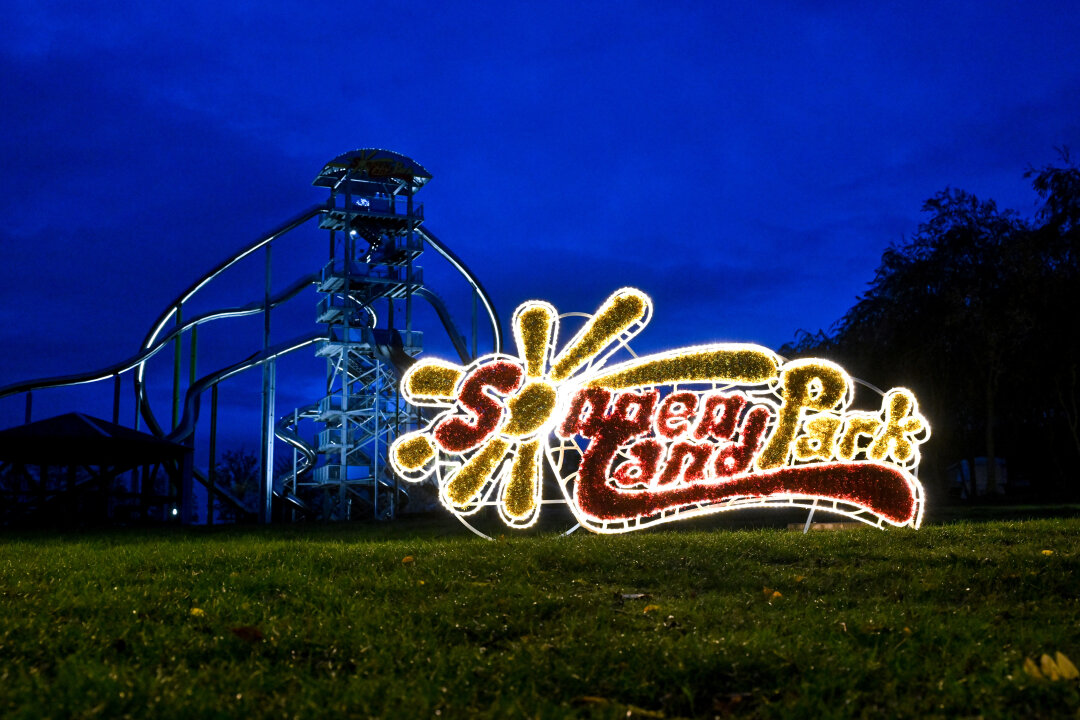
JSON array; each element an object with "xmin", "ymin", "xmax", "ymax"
[{"xmin": 308, "ymin": 151, "xmax": 427, "ymax": 519}]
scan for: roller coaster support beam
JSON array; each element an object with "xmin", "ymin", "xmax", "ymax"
[
  {"xmin": 112, "ymin": 374, "xmax": 121, "ymax": 425},
  {"xmin": 208, "ymin": 384, "xmax": 218, "ymax": 525},
  {"xmin": 259, "ymin": 243, "xmax": 275, "ymax": 524},
  {"xmin": 190, "ymin": 326, "xmax": 198, "ymax": 386},
  {"xmin": 181, "ymin": 442, "xmax": 196, "ymax": 525},
  {"xmin": 172, "ymin": 306, "xmax": 182, "ymax": 429}
]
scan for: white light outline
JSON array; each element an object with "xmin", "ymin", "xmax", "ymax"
[{"xmin": 389, "ymin": 288, "xmax": 931, "ymax": 534}]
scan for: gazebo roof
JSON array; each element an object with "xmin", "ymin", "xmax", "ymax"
[{"xmin": 0, "ymin": 413, "xmax": 188, "ymax": 467}]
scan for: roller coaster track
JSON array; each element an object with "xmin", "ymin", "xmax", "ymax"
[
  {"xmin": 1, "ymin": 200, "xmax": 503, "ymax": 521},
  {"xmin": 0, "ymin": 272, "xmax": 318, "ymax": 402},
  {"xmin": 134, "ymin": 204, "xmax": 326, "ymax": 438},
  {"xmin": 418, "ymin": 226, "xmax": 502, "ymax": 356}
]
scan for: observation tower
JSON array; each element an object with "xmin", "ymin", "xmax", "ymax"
[{"xmin": 307, "ymin": 150, "xmax": 428, "ymax": 519}]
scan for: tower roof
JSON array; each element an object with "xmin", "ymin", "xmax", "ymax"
[{"xmin": 313, "ymin": 149, "xmax": 432, "ymax": 193}]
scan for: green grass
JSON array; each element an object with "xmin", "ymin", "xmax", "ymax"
[{"xmin": 1, "ymin": 517, "xmax": 1079, "ymax": 719}]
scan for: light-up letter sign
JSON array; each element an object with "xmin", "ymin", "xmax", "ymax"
[{"xmin": 390, "ymin": 288, "xmax": 929, "ymax": 533}]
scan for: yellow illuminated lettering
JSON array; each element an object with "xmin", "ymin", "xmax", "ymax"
[
  {"xmin": 838, "ymin": 413, "xmax": 881, "ymax": 460},
  {"xmin": 868, "ymin": 389, "xmax": 926, "ymax": 463},
  {"xmin": 794, "ymin": 413, "xmax": 843, "ymax": 461},
  {"xmin": 757, "ymin": 360, "xmax": 850, "ymax": 470}
]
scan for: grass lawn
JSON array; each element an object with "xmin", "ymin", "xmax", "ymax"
[{"xmin": 1, "ymin": 515, "xmax": 1079, "ymax": 719}]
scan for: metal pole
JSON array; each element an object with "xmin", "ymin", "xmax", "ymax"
[
  {"xmin": 259, "ymin": 244, "xmax": 275, "ymax": 524},
  {"xmin": 374, "ymin": 359, "xmax": 379, "ymax": 520},
  {"xmin": 393, "ymin": 367, "xmax": 400, "ymax": 520},
  {"xmin": 207, "ymin": 383, "xmax": 218, "ymax": 526},
  {"xmin": 112, "ymin": 374, "xmax": 121, "ymax": 425},
  {"xmin": 340, "ymin": 176, "xmax": 352, "ymax": 521},
  {"xmin": 267, "ymin": 360, "xmax": 276, "ymax": 519},
  {"xmin": 406, "ymin": 188, "xmax": 414, "ymax": 349},
  {"xmin": 180, "ymin": 445, "xmax": 195, "ymax": 524},
  {"xmin": 172, "ymin": 306, "xmax": 182, "ymax": 429},
  {"xmin": 291, "ymin": 407, "xmax": 298, "ymax": 523},
  {"xmin": 329, "ymin": 189, "xmax": 336, "ymax": 260},
  {"xmin": 181, "ymin": 444, "xmax": 196, "ymax": 524},
  {"xmin": 189, "ymin": 325, "xmax": 198, "ymax": 385}
]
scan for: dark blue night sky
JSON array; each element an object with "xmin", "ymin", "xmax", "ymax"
[{"xmin": 2, "ymin": 2, "xmax": 1078, "ymax": 449}]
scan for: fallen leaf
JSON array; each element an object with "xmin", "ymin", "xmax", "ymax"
[
  {"xmin": 714, "ymin": 692, "xmax": 751, "ymax": 713},
  {"xmin": 771, "ymin": 590, "xmax": 783, "ymax": 600},
  {"xmin": 643, "ymin": 604, "xmax": 661, "ymax": 614},
  {"xmin": 574, "ymin": 697, "xmax": 663, "ymax": 718},
  {"xmin": 1041, "ymin": 549, "xmax": 1054, "ymax": 556},
  {"xmin": 230, "ymin": 625, "xmax": 264, "ymax": 643},
  {"xmin": 1025, "ymin": 653, "xmax": 1079, "ymax": 682},
  {"xmin": 1041, "ymin": 654, "xmax": 1061, "ymax": 681},
  {"xmin": 402, "ymin": 556, "xmax": 415, "ymax": 565},
  {"xmin": 1055, "ymin": 652, "xmax": 1079, "ymax": 680},
  {"xmin": 576, "ymin": 696, "xmax": 610, "ymax": 705},
  {"xmin": 190, "ymin": 608, "xmax": 206, "ymax": 618}
]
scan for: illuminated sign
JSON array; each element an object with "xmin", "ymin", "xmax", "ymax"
[{"xmin": 390, "ymin": 288, "xmax": 929, "ymax": 534}]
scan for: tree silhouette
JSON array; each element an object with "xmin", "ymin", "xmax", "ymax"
[
  {"xmin": 212, "ymin": 449, "xmax": 259, "ymax": 522},
  {"xmin": 783, "ymin": 152, "xmax": 1080, "ymax": 500},
  {"xmin": 1025, "ymin": 151, "xmax": 1080, "ymax": 463}
]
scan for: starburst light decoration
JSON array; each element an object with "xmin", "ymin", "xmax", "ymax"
[{"xmin": 389, "ymin": 288, "xmax": 930, "ymax": 534}]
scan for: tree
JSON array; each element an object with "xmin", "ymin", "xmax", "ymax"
[
  {"xmin": 784, "ymin": 154, "xmax": 1080, "ymax": 500},
  {"xmin": 1025, "ymin": 150, "xmax": 1080, "ymax": 464},
  {"xmin": 211, "ymin": 449, "xmax": 259, "ymax": 522},
  {"xmin": 785, "ymin": 189, "xmax": 1032, "ymax": 496},
  {"xmin": 210, "ymin": 448, "xmax": 301, "ymax": 522}
]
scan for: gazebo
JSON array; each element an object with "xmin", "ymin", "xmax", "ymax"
[{"xmin": 0, "ymin": 413, "xmax": 190, "ymax": 527}]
